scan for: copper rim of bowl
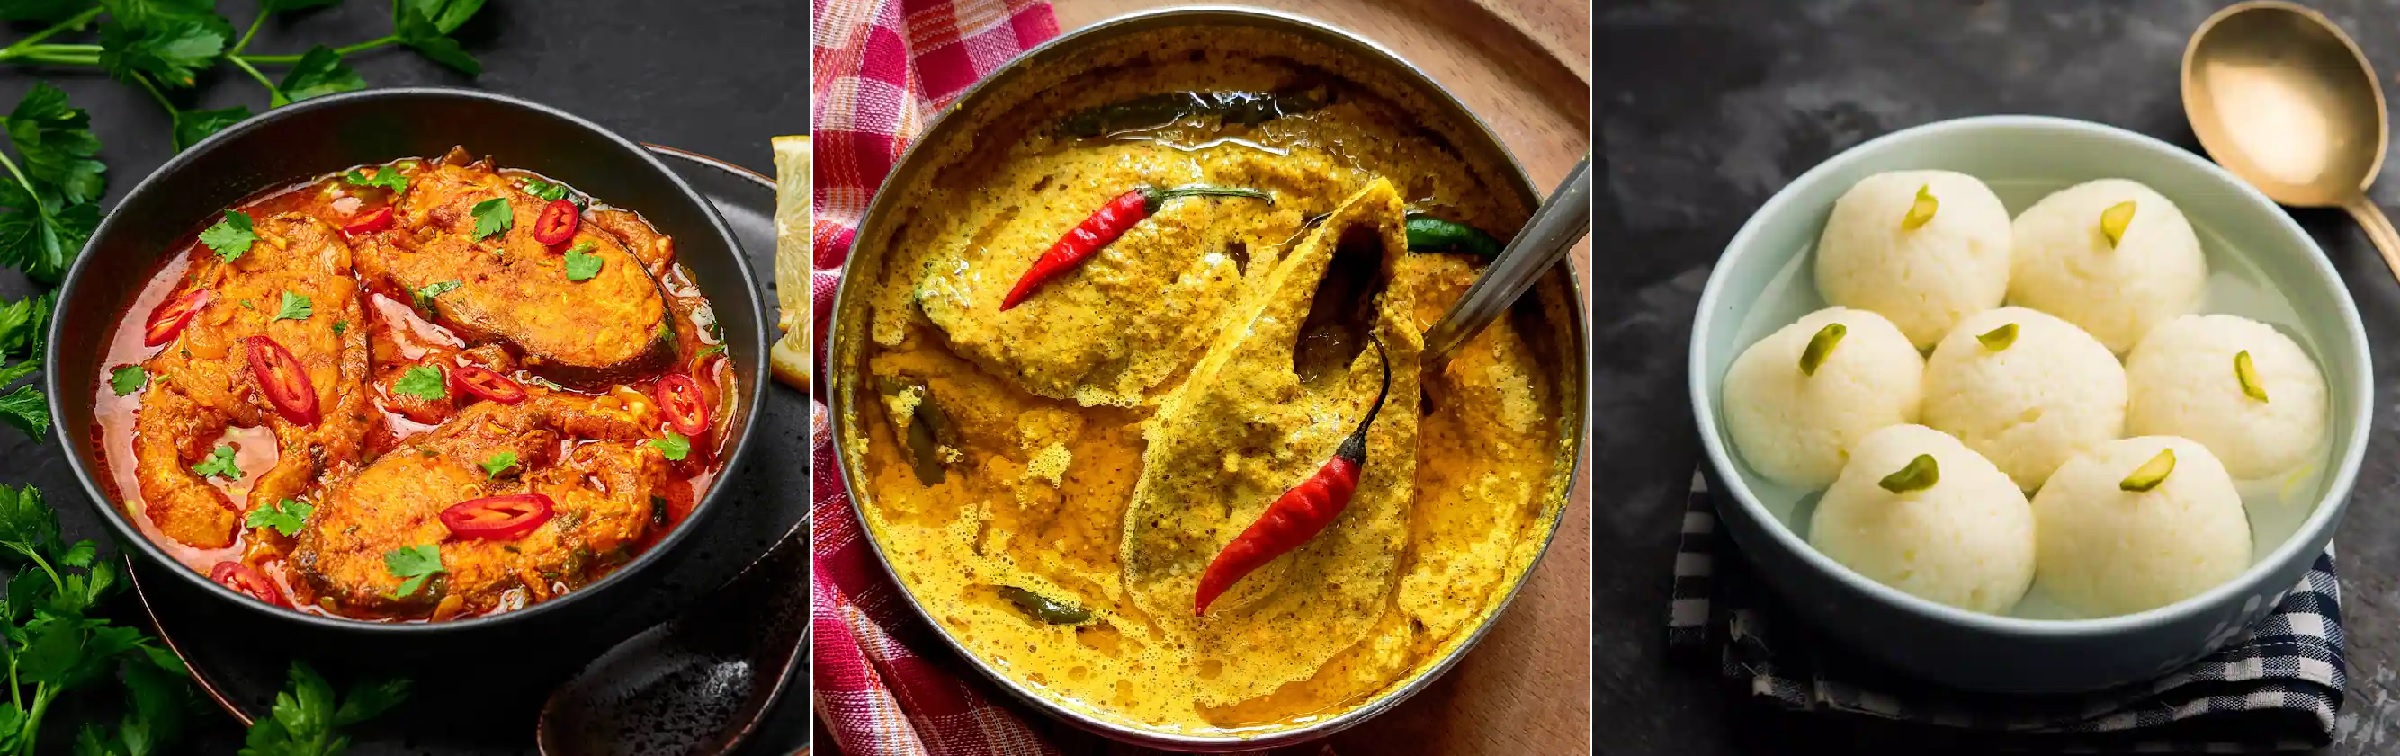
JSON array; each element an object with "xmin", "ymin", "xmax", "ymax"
[
  {"xmin": 823, "ymin": 6, "xmax": 1592, "ymax": 750},
  {"xmin": 43, "ymin": 87, "xmax": 774, "ymax": 634}
]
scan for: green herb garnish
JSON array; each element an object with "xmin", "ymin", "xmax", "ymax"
[
  {"xmin": 480, "ymin": 450, "xmax": 516, "ymax": 478},
  {"xmin": 240, "ymin": 661, "xmax": 412, "ymax": 756},
  {"xmin": 563, "ymin": 244, "xmax": 602, "ymax": 282},
  {"xmin": 470, "ymin": 197, "xmax": 511, "ymax": 241},
  {"xmin": 518, "ymin": 177, "xmax": 569, "ymax": 202},
  {"xmin": 649, "ymin": 431, "xmax": 691, "ymax": 461},
  {"xmin": 273, "ymin": 291, "xmax": 311, "ymax": 321},
  {"xmin": 393, "ymin": 366, "xmax": 446, "ymax": 401},
  {"xmin": 192, "ymin": 444, "xmax": 240, "ymax": 479},
  {"xmin": 109, "ymin": 365, "xmax": 147, "ymax": 396},
  {"xmin": 199, "ymin": 210, "xmax": 255, "ymax": 262},
  {"xmin": 411, "ymin": 280, "xmax": 461, "ymax": 310},
  {"xmin": 342, "ymin": 164, "xmax": 409, "ymax": 193},
  {"xmin": 382, "ymin": 544, "xmax": 443, "ymax": 598},
  {"xmin": 245, "ymin": 498, "xmax": 311, "ymax": 538}
]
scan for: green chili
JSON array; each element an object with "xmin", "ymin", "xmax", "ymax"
[{"xmin": 1404, "ymin": 212, "xmax": 1504, "ymax": 256}]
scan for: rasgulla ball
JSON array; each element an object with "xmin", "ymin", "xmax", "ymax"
[
  {"xmin": 2125, "ymin": 314, "xmax": 2327, "ymax": 480},
  {"xmin": 1808, "ymin": 424, "xmax": 2036, "ymax": 615},
  {"xmin": 1814, "ymin": 170, "xmax": 2014, "ymax": 349},
  {"xmin": 2008, "ymin": 179, "xmax": 2207, "ymax": 352},
  {"xmin": 2032, "ymin": 436, "xmax": 2252, "ymax": 617},
  {"xmin": 1923, "ymin": 307, "xmax": 2127, "ymax": 491},
  {"xmin": 1724, "ymin": 307, "xmax": 1925, "ymax": 489}
]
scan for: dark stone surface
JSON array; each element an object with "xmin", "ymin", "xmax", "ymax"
[
  {"xmin": 1595, "ymin": 1, "xmax": 2400, "ymax": 754},
  {"xmin": 0, "ymin": 1, "xmax": 807, "ymax": 753}
]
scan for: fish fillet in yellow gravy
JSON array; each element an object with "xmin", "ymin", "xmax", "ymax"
[{"xmin": 840, "ymin": 28, "xmax": 1576, "ymax": 736}]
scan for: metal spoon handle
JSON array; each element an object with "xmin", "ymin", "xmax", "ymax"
[
  {"xmin": 1423, "ymin": 154, "xmax": 1592, "ymax": 360},
  {"xmin": 2341, "ymin": 194, "xmax": 2400, "ymax": 288}
]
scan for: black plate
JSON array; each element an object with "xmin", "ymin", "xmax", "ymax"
[{"xmin": 127, "ymin": 146, "xmax": 810, "ymax": 755}]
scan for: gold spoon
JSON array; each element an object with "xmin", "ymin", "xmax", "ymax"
[{"xmin": 2184, "ymin": 1, "xmax": 2400, "ymax": 281}]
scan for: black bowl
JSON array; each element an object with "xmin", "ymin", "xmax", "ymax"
[{"xmin": 42, "ymin": 88, "xmax": 770, "ymax": 644}]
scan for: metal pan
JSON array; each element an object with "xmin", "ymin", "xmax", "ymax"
[{"xmin": 824, "ymin": 6, "xmax": 1591, "ymax": 750}]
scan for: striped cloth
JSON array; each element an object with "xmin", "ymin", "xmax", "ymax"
[
  {"xmin": 1667, "ymin": 472, "xmax": 2347, "ymax": 752},
  {"xmin": 808, "ymin": 1, "xmax": 1061, "ymax": 754}
]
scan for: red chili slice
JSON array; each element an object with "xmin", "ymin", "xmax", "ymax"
[
  {"xmin": 209, "ymin": 561, "xmax": 291, "ymax": 608},
  {"xmin": 244, "ymin": 336, "xmax": 319, "ymax": 426},
  {"xmin": 653, "ymin": 374, "xmax": 710, "ymax": 436},
  {"xmin": 447, "ymin": 365, "xmax": 527, "ymax": 405},
  {"xmin": 342, "ymin": 206, "xmax": 395, "ymax": 236},
  {"xmin": 533, "ymin": 199, "xmax": 579, "ymax": 246},
  {"xmin": 142, "ymin": 288, "xmax": 213, "ymax": 346},
  {"xmin": 440, "ymin": 493, "xmax": 556, "ymax": 541}
]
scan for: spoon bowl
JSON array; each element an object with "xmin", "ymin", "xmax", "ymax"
[{"xmin": 2184, "ymin": 0, "xmax": 2400, "ymax": 271}]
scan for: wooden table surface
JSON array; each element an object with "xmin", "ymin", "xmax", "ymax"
[{"xmin": 1048, "ymin": 2, "xmax": 1595, "ymax": 754}]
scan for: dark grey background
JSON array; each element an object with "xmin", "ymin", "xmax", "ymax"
[
  {"xmin": 0, "ymin": 0, "xmax": 807, "ymax": 752},
  {"xmin": 1596, "ymin": 1, "xmax": 2400, "ymax": 754}
]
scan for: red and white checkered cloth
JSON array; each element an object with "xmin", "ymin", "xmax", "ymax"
[{"xmin": 808, "ymin": 1, "xmax": 1063, "ymax": 754}]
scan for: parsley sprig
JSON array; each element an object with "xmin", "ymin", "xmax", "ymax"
[
  {"xmin": 0, "ymin": 292, "xmax": 48, "ymax": 436},
  {"xmin": 0, "ymin": 484, "xmax": 193, "ymax": 756},
  {"xmin": 0, "ymin": 0, "xmax": 488, "ymax": 152},
  {"xmin": 237, "ymin": 661, "xmax": 409, "ymax": 756}
]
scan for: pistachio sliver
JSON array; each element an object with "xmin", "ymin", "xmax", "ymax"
[
  {"xmin": 1877, "ymin": 454, "xmax": 1940, "ymax": 494},
  {"xmin": 2099, "ymin": 200, "xmax": 2136, "ymax": 248},
  {"xmin": 1901, "ymin": 184, "xmax": 1938, "ymax": 230},
  {"xmin": 1000, "ymin": 586, "xmax": 1092, "ymax": 625},
  {"xmin": 2119, "ymin": 448, "xmax": 2176, "ymax": 492},
  {"xmin": 1976, "ymin": 322, "xmax": 2019, "ymax": 352},
  {"xmin": 2235, "ymin": 350, "xmax": 2269, "ymax": 403},
  {"xmin": 1799, "ymin": 323, "xmax": 1847, "ymax": 376}
]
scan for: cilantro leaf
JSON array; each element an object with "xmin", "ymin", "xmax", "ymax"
[
  {"xmin": 393, "ymin": 365, "xmax": 445, "ymax": 401},
  {"xmin": 396, "ymin": 0, "xmax": 483, "ymax": 33},
  {"xmin": 563, "ymin": 245, "xmax": 601, "ymax": 282},
  {"xmin": 242, "ymin": 661, "xmax": 409, "ymax": 754},
  {"xmin": 98, "ymin": 18, "xmax": 226, "ymax": 88},
  {"xmin": 0, "ymin": 483, "xmax": 61, "ymax": 563},
  {"xmin": 191, "ymin": 444, "xmax": 239, "ymax": 479},
  {"xmin": 245, "ymin": 498, "xmax": 310, "ymax": 537},
  {"xmin": 274, "ymin": 45, "xmax": 365, "ymax": 107},
  {"xmin": 342, "ymin": 164, "xmax": 408, "ymax": 192},
  {"xmin": 110, "ymin": 365, "xmax": 147, "ymax": 396},
  {"xmin": 199, "ymin": 210, "xmax": 254, "ymax": 262},
  {"xmin": 469, "ymin": 197, "xmax": 509, "ymax": 240},
  {"xmin": 273, "ymin": 291, "xmax": 311, "ymax": 321},
  {"xmin": 395, "ymin": 3, "xmax": 480, "ymax": 76},
  {"xmin": 117, "ymin": 656, "xmax": 189, "ymax": 756},
  {"xmin": 410, "ymin": 279, "xmax": 460, "ymax": 309},
  {"xmin": 517, "ymin": 177, "xmax": 568, "ymax": 201},
  {"xmin": 479, "ymin": 450, "xmax": 514, "ymax": 478},
  {"xmin": 0, "ymin": 290, "xmax": 50, "ymax": 358},
  {"xmin": 331, "ymin": 319, "xmax": 348, "ymax": 337},
  {"xmin": 0, "ymin": 0, "xmax": 100, "ymax": 23},
  {"xmin": 7, "ymin": 82, "xmax": 106, "ymax": 205},
  {"xmin": 382, "ymin": 544, "xmax": 442, "ymax": 597},
  {"xmin": 0, "ymin": 384, "xmax": 47, "ymax": 436},
  {"xmin": 649, "ymin": 431, "xmax": 691, "ymax": 461},
  {"xmin": 171, "ymin": 104, "xmax": 249, "ymax": 151}
]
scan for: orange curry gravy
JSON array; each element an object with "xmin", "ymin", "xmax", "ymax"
[{"xmin": 89, "ymin": 155, "xmax": 737, "ymax": 622}]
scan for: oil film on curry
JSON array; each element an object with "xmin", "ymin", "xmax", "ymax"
[{"xmin": 810, "ymin": 3, "xmax": 1595, "ymax": 749}]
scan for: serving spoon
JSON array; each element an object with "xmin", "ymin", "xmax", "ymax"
[
  {"xmin": 1423, "ymin": 153, "xmax": 1593, "ymax": 360},
  {"xmin": 2184, "ymin": 1, "xmax": 2400, "ymax": 280}
]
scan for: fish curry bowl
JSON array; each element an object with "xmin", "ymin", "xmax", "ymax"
[
  {"xmin": 825, "ymin": 7, "xmax": 1589, "ymax": 750},
  {"xmin": 45, "ymin": 88, "xmax": 770, "ymax": 642},
  {"xmin": 1690, "ymin": 116, "xmax": 2371, "ymax": 694}
]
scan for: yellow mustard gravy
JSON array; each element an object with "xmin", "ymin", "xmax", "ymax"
[{"xmin": 841, "ymin": 30, "xmax": 1574, "ymax": 735}]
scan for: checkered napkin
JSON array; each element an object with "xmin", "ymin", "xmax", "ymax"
[
  {"xmin": 808, "ymin": 1, "xmax": 1062, "ymax": 755},
  {"xmin": 1666, "ymin": 472, "xmax": 2348, "ymax": 752}
]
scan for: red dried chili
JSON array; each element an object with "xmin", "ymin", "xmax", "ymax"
[
  {"xmin": 342, "ymin": 207, "xmax": 395, "ymax": 236},
  {"xmin": 142, "ymin": 288, "xmax": 213, "ymax": 346},
  {"xmin": 533, "ymin": 199, "xmax": 579, "ymax": 246},
  {"xmin": 1193, "ymin": 339, "xmax": 1390, "ymax": 616},
  {"xmin": 997, "ymin": 185, "xmax": 1271, "ymax": 310}
]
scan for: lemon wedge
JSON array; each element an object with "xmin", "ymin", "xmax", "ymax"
[{"xmin": 770, "ymin": 134, "xmax": 811, "ymax": 393}]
